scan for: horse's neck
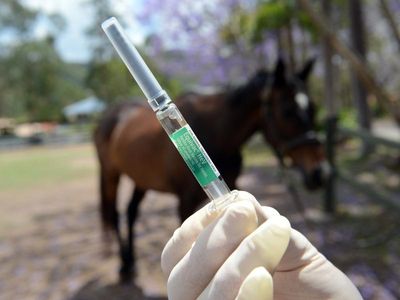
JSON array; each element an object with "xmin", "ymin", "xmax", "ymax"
[
  {"xmin": 217, "ymin": 94, "xmax": 260, "ymax": 154},
  {"xmin": 178, "ymin": 92, "xmax": 260, "ymax": 155}
]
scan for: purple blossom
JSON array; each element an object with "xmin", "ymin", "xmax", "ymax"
[{"xmin": 135, "ymin": 0, "xmax": 274, "ymax": 86}]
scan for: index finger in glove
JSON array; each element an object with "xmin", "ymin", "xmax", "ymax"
[
  {"xmin": 166, "ymin": 200, "xmax": 258, "ymax": 300},
  {"xmin": 236, "ymin": 266, "xmax": 273, "ymax": 300},
  {"xmin": 161, "ymin": 191, "xmax": 257, "ymax": 276},
  {"xmin": 198, "ymin": 215, "xmax": 291, "ymax": 300},
  {"xmin": 161, "ymin": 202, "xmax": 220, "ymax": 276}
]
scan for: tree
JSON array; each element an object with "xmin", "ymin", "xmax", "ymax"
[
  {"xmin": 249, "ymin": 0, "xmax": 317, "ymax": 73},
  {"xmin": 1, "ymin": 37, "xmax": 86, "ymax": 121},
  {"xmin": 0, "ymin": 0, "xmax": 38, "ymax": 116},
  {"xmin": 0, "ymin": 0, "xmax": 38, "ymax": 37},
  {"xmin": 136, "ymin": 0, "xmax": 275, "ymax": 85},
  {"xmin": 379, "ymin": 0, "xmax": 400, "ymax": 52},
  {"xmin": 349, "ymin": 0, "xmax": 372, "ymax": 153},
  {"xmin": 0, "ymin": 0, "xmax": 84, "ymax": 121},
  {"xmin": 84, "ymin": 0, "xmax": 147, "ymax": 103},
  {"xmin": 321, "ymin": 0, "xmax": 336, "ymax": 116},
  {"xmin": 83, "ymin": 0, "xmax": 183, "ymax": 103},
  {"xmin": 85, "ymin": 58, "xmax": 141, "ymax": 103},
  {"xmin": 84, "ymin": 0, "xmax": 118, "ymax": 61},
  {"xmin": 298, "ymin": 0, "xmax": 400, "ymax": 122}
]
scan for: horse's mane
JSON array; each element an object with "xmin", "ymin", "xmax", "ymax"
[{"xmin": 226, "ymin": 71, "xmax": 270, "ymax": 106}]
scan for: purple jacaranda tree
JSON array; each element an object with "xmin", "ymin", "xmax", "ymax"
[{"xmin": 136, "ymin": 0, "xmax": 276, "ymax": 86}]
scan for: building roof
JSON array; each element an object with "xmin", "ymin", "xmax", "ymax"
[{"xmin": 63, "ymin": 96, "xmax": 105, "ymax": 117}]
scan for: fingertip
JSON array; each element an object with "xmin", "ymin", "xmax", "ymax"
[
  {"xmin": 161, "ymin": 203, "xmax": 222, "ymax": 276},
  {"xmin": 249, "ymin": 215, "xmax": 291, "ymax": 273},
  {"xmin": 236, "ymin": 267, "xmax": 273, "ymax": 300},
  {"xmin": 223, "ymin": 200, "xmax": 258, "ymax": 232},
  {"xmin": 257, "ymin": 215, "xmax": 291, "ymax": 239},
  {"xmin": 236, "ymin": 190, "xmax": 257, "ymax": 204},
  {"xmin": 258, "ymin": 215, "xmax": 291, "ymax": 248},
  {"xmin": 235, "ymin": 190, "xmax": 267, "ymax": 223},
  {"xmin": 261, "ymin": 206, "xmax": 281, "ymax": 219},
  {"xmin": 270, "ymin": 215, "xmax": 291, "ymax": 232}
]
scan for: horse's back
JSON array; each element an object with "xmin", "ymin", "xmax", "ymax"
[
  {"xmin": 95, "ymin": 100, "xmax": 190, "ymax": 192},
  {"xmin": 94, "ymin": 92, "xmax": 235, "ymax": 193}
]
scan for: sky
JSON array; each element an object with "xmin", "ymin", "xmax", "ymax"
[{"xmin": 24, "ymin": 0, "xmax": 147, "ymax": 63}]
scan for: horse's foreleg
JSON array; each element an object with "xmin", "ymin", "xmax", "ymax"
[
  {"xmin": 178, "ymin": 189, "xmax": 204, "ymax": 223},
  {"xmin": 119, "ymin": 188, "xmax": 146, "ymax": 282}
]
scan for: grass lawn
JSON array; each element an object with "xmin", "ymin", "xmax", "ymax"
[
  {"xmin": 0, "ymin": 144, "xmax": 97, "ymax": 192},
  {"xmin": 0, "ymin": 139, "xmax": 274, "ymax": 193}
]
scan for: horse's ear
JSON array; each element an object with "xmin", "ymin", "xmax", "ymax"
[
  {"xmin": 252, "ymin": 69, "xmax": 269, "ymax": 88},
  {"xmin": 273, "ymin": 57, "xmax": 286, "ymax": 86},
  {"xmin": 297, "ymin": 58, "xmax": 316, "ymax": 81}
]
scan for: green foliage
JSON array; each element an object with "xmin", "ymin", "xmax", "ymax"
[
  {"xmin": 85, "ymin": 58, "xmax": 141, "ymax": 103},
  {"xmin": 219, "ymin": 0, "xmax": 318, "ymax": 47},
  {"xmin": 85, "ymin": 56, "xmax": 183, "ymax": 104},
  {"xmin": 0, "ymin": 0, "xmax": 87, "ymax": 121},
  {"xmin": 339, "ymin": 108, "xmax": 358, "ymax": 128},
  {"xmin": 0, "ymin": 0, "xmax": 38, "ymax": 35},
  {"xmin": 219, "ymin": 7, "xmax": 254, "ymax": 45},
  {"xmin": 256, "ymin": 1, "xmax": 293, "ymax": 29},
  {"xmin": 0, "ymin": 38, "xmax": 87, "ymax": 121},
  {"xmin": 253, "ymin": 0, "xmax": 317, "ymax": 41},
  {"xmin": 84, "ymin": 0, "xmax": 145, "ymax": 103},
  {"xmin": 84, "ymin": 0, "xmax": 118, "ymax": 61}
]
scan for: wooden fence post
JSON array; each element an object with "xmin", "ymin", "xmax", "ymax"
[{"xmin": 324, "ymin": 116, "xmax": 338, "ymax": 213}]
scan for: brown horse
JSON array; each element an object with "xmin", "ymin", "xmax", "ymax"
[{"xmin": 94, "ymin": 59, "xmax": 325, "ymax": 281}]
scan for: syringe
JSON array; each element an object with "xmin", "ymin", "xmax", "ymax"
[{"xmin": 102, "ymin": 17, "xmax": 235, "ymax": 210}]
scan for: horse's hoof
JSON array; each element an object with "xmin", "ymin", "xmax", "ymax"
[
  {"xmin": 119, "ymin": 273, "xmax": 132, "ymax": 284},
  {"xmin": 119, "ymin": 266, "xmax": 136, "ymax": 284}
]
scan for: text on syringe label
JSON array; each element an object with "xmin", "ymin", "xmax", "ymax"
[{"xmin": 170, "ymin": 125, "xmax": 220, "ymax": 186}]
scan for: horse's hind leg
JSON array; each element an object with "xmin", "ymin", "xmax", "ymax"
[
  {"xmin": 119, "ymin": 188, "xmax": 146, "ymax": 282},
  {"xmin": 99, "ymin": 167, "xmax": 121, "ymax": 256}
]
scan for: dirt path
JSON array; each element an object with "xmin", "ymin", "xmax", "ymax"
[{"xmin": 0, "ymin": 162, "xmax": 399, "ymax": 299}]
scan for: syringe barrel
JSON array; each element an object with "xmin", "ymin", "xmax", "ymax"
[
  {"xmin": 156, "ymin": 102, "xmax": 230, "ymax": 202},
  {"xmin": 101, "ymin": 17, "xmax": 165, "ymax": 106}
]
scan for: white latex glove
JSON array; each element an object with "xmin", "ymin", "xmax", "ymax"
[{"xmin": 161, "ymin": 191, "xmax": 363, "ymax": 300}]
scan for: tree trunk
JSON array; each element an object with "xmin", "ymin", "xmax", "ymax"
[
  {"xmin": 285, "ymin": 22, "xmax": 296, "ymax": 74},
  {"xmin": 298, "ymin": 0, "xmax": 400, "ymax": 122},
  {"xmin": 349, "ymin": 0, "xmax": 372, "ymax": 155},
  {"xmin": 321, "ymin": 0, "xmax": 337, "ymax": 213},
  {"xmin": 276, "ymin": 29, "xmax": 284, "ymax": 58},
  {"xmin": 275, "ymin": 26, "xmax": 295, "ymax": 73},
  {"xmin": 379, "ymin": 0, "xmax": 400, "ymax": 51},
  {"xmin": 321, "ymin": 0, "xmax": 336, "ymax": 116},
  {"xmin": 299, "ymin": 26, "xmax": 309, "ymax": 65}
]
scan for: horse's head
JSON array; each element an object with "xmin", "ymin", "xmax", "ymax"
[{"xmin": 258, "ymin": 58, "xmax": 327, "ymax": 190}]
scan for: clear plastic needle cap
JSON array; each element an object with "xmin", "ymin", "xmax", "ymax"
[{"xmin": 101, "ymin": 17, "xmax": 165, "ymax": 103}]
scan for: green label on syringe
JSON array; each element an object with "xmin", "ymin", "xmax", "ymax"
[{"xmin": 170, "ymin": 125, "xmax": 219, "ymax": 186}]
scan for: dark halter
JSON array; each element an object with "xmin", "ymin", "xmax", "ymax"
[
  {"xmin": 279, "ymin": 130, "xmax": 321, "ymax": 154},
  {"xmin": 272, "ymin": 130, "xmax": 321, "ymax": 168}
]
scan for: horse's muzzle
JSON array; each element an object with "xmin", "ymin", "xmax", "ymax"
[{"xmin": 303, "ymin": 161, "xmax": 331, "ymax": 190}]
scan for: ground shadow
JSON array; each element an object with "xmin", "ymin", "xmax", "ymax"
[{"xmin": 69, "ymin": 278, "xmax": 167, "ymax": 300}]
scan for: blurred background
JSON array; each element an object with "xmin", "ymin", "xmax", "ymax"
[{"xmin": 0, "ymin": 0, "xmax": 399, "ymax": 299}]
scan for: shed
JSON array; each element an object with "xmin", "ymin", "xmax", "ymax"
[{"xmin": 63, "ymin": 96, "xmax": 105, "ymax": 122}]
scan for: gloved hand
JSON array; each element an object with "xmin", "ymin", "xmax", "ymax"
[{"xmin": 161, "ymin": 191, "xmax": 362, "ymax": 300}]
